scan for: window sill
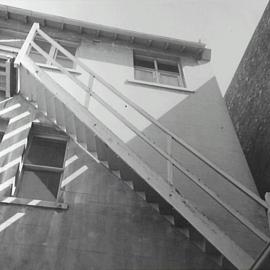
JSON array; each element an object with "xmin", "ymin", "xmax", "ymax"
[
  {"xmin": 126, "ymin": 79, "xmax": 194, "ymax": 93},
  {"xmin": 0, "ymin": 196, "xmax": 68, "ymax": 210},
  {"xmin": 37, "ymin": 63, "xmax": 81, "ymax": 75}
]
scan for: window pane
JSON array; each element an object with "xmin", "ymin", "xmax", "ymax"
[
  {"xmin": 134, "ymin": 68, "xmax": 155, "ymax": 82},
  {"xmin": 157, "ymin": 62, "xmax": 179, "ymax": 73},
  {"xmin": 17, "ymin": 170, "xmax": 61, "ymax": 201},
  {"xmin": 25, "ymin": 137, "xmax": 66, "ymax": 167},
  {"xmin": 134, "ymin": 58, "xmax": 155, "ymax": 69},
  {"xmin": 159, "ymin": 72, "xmax": 181, "ymax": 87}
]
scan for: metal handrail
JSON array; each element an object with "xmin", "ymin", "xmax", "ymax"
[{"xmin": 15, "ymin": 23, "xmax": 270, "ymax": 243}]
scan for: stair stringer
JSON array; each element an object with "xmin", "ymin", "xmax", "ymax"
[{"xmin": 18, "ymin": 56, "xmax": 254, "ymax": 270}]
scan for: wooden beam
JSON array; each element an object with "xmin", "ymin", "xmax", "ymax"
[
  {"xmin": 14, "ymin": 22, "xmax": 39, "ymax": 66},
  {"xmin": 0, "ymin": 196, "xmax": 68, "ymax": 209}
]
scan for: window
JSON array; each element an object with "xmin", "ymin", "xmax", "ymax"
[
  {"xmin": 14, "ymin": 125, "xmax": 68, "ymax": 202},
  {"xmin": 134, "ymin": 54, "xmax": 185, "ymax": 87}
]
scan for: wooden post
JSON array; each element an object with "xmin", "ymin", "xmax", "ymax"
[{"xmin": 15, "ymin": 22, "xmax": 40, "ymax": 67}]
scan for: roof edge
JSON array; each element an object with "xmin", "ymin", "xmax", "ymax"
[{"xmin": 0, "ymin": 5, "xmax": 209, "ymax": 51}]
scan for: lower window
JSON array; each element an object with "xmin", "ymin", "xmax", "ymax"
[{"xmin": 14, "ymin": 125, "xmax": 68, "ymax": 202}]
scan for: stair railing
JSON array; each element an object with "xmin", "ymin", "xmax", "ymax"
[{"xmin": 15, "ymin": 23, "xmax": 270, "ymax": 244}]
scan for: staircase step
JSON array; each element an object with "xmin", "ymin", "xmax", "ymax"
[
  {"xmin": 145, "ymin": 188, "xmax": 162, "ymax": 203},
  {"xmin": 172, "ymin": 209, "xmax": 192, "ymax": 228},
  {"xmin": 95, "ymin": 136, "xmax": 107, "ymax": 161},
  {"xmin": 190, "ymin": 227, "xmax": 208, "ymax": 252},
  {"xmin": 158, "ymin": 200, "xmax": 174, "ymax": 215},
  {"xmin": 203, "ymin": 241, "xmax": 225, "ymax": 267},
  {"xmin": 106, "ymin": 147, "xmax": 120, "ymax": 171}
]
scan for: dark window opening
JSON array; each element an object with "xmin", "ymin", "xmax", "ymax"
[
  {"xmin": 14, "ymin": 125, "xmax": 68, "ymax": 202},
  {"xmin": 18, "ymin": 170, "xmax": 62, "ymax": 201},
  {"xmin": 25, "ymin": 136, "xmax": 66, "ymax": 167},
  {"xmin": 134, "ymin": 58, "xmax": 155, "ymax": 69},
  {"xmin": 157, "ymin": 61, "xmax": 179, "ymax": 73}
]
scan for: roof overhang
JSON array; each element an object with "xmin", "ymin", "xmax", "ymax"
[{"xmin": 0, "ymin": 4, "xmax": 211, "ymax": 61}]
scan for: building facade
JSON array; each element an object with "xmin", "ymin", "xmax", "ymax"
[{"xmin": 0, "ymin": 4, "xmax": 267, "ymax": 270}]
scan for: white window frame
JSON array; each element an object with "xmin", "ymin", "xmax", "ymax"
[{"xmin": 134, "ymin": 54, "xmax": 185, "ymax": 88}]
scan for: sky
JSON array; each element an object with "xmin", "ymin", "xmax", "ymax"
[{"xmin": 0, "ymin": 0, "xmax": 268, "ymax": 94}]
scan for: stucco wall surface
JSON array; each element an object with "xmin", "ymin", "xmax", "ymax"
[{"xmin": 225, "ymin": 2, "xmax": 270, "ymax": 197}]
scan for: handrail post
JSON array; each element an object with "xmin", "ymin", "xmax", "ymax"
[
  {"xmin": 15, "ymin": 22, "xmax": 40, "ymax": 67},
  {"xmin": 167, "ymin": 135, "xmax": 173, "ymax": 185}
]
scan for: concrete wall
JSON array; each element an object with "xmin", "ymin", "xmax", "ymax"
[{"xmin": 225, "ymin": 2, "xmax": 270, "ymax": 197}]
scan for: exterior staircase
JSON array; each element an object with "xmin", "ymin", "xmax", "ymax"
[{"xmin": 13, "ymin": 23, "xmax": 270, "ymax": 270}]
